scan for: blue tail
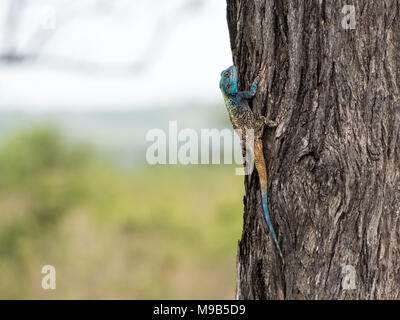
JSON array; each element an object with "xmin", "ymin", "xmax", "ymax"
[{"xmin": 261, "ymin": 190, "xmax": 283, "ymax": 259}]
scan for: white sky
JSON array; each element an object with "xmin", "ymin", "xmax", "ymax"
[{"xmin": 0, "ymin": 0, "xmax": 232, "ymax": 112}]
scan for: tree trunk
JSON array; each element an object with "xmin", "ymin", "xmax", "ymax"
[{"xmin": 228, "ymin": 0, "xmax": 400, "ymax": 299}]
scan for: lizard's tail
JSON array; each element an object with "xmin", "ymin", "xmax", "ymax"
[
  {"xmin": 261, "ymin": 190, "xmax": 283, "ymax": 260},
  {"xmin": 253, "ymin": 140, "xmax": 283, "ymax": 260}
]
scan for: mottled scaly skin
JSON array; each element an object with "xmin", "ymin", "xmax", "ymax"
[{"xmin": 220, "ymin": 66, "xmax": 283, "ymax": 259}]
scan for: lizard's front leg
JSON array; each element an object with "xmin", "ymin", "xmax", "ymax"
[{"xmin": 239, "ymin": 76, "xmax": 259, "ymax": 99}]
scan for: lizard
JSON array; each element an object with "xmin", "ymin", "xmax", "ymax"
[{"xmin": 219, "ymin": 65, "xmax": 283, "ymax": 260}]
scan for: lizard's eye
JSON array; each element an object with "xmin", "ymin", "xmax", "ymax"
[
  {"xmin": 226, "ymin": 84, "xmax": 231, "ymax": 89},
  {"xmin": 225, "ymin": 71, "xmax": 230, "ymax": 77}
]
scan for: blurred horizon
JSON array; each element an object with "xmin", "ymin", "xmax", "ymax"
[{"xmin": 0, "ymin": 103, "xmax": 239, "ymax": 166}]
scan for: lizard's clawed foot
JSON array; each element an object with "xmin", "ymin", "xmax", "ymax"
[{"xmin": 250, "ymin": 76, "xmax": 259, "ymax": 96}]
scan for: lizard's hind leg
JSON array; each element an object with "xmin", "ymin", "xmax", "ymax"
[{"xmin": 260, "ymin": 115, "xmax": 279, "ymax": 128}]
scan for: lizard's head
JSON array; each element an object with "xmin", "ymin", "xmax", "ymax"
[{"xmin": 219, "ymin": 65, "xmax": 237, "ymax": 95}]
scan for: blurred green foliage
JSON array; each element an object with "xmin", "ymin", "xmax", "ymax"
[{"xmin": 0, "ymin": 127, "xmax": 244, "ymax": 299}]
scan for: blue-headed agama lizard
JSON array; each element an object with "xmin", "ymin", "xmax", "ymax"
[{"xmin": 219, "ymin": 65, "xmax": 283, "ymax": 260}]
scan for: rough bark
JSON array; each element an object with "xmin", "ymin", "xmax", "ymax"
[{"xmin": 228, "ymin": 0, "xmax": 400, "ymax": 299}]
